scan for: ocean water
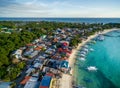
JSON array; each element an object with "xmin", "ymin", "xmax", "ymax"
[
  {"xmin": 0, "ymin": 18, "xmax": 120, "ymax": 23},
  {"xmin": 74, "ymin": 29, "xmax": 120, "ymax": 88}
]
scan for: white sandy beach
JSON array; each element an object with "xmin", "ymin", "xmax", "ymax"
[{"xmin": 59, "ymin": 28, "xmax": 119, "ymax": 88}]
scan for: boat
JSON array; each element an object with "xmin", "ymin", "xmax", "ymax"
[
  {"xmin": 78, "ymin": 57, "xmax": 86, "ymax": 61},
  {"xmin": 83, "ymin": 45, "xmax": 88, "ymax": 48},
  {"xmin": 80, "ymin": 54, "xmax": 86, "ymax": 57},
  {"xmin": 87, "ymin": 66, "xmax": 98, "ymax": 71},
  {"xmin": 90, "ymin": 48, "xmax": 94, "ymax": 51},
  {"xmin": 82, "ymin": 48, "xmax": 89, "ymax": 52},
  {"xmin": 97, "ymin": 34, "xmax": 104, "ymax": 41},
  {"xmin": 80, "ymin": 51, "xmax": 86, "ymax": 55}
]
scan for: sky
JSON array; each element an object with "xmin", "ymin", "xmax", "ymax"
[{"xmin": 0, "ymin": 0, "xmax": 120, "ymax": 17}]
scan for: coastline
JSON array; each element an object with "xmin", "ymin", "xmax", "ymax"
[{"xmin": 59, "ymin": 28, "xmax": 119, "ymax": 88}]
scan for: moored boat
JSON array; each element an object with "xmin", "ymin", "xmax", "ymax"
[
  {"xmin": 82, "ymin": 48, "xmax": 89, "ymax": 52},
  {"xmin": 80, "ymin": 51, "xmax": 87, "ymax": 55},
  {"xmin": 80, "ymin": 54, "xmax": 86, "ymax": 57},
  {"xmin": 87, "ymin": 66, "xmax": 98, "ymax": 71},
  {"xmin": 90, "ymin": 48, "xmax": 94, "ymax": 51},
  {"xmin": 97, "ymin": 34, "xmax": 105, "ymax": 41},
  {"xmin": 78, "ymin": 57, "xmax": 86, "ymax": 61}
]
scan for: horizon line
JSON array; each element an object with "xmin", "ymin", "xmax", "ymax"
[{"xmin": 0, "ymin": 17, "xmax": 120, "ymax": 18}]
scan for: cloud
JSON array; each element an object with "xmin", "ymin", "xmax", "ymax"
[
  {"xmin": 0, "ymin": 0, "xmax": 120, "ymax": 17},
  {"xmin": 0, "ymin": 0, "xmax": 15, "ymax": 7},
  {"xmin": 0, "ymin": 0, "xmax": 67, "ymax": 17},
  {"xmin": 0, "ymin": 0, "xmax": 52, "ymax": 17}
]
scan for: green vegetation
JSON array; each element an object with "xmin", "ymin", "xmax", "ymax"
[
  {"xmin": 0, "ymin": 21, "xmax": 120, "ymax": 81},
  {"xmin": 70, "ymin": 35, "xmax": 82, "ymax": 47},
  {"xmin": 10, "ymin": 82, "xmax": 16, "ymax": 88},
  {"xmin": 1, "ymin": 62, "xmax": 26, "ymax": 81}
]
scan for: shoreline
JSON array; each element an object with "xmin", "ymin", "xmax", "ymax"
[{"xmin": 59, "ymin": 28, "xmax": 119, "ymax": 88}]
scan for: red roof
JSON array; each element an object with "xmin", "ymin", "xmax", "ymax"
[
  {"xmin": 34, "ymin": 46, "xmax": 42, "ymax": 50},
  {"xmin": 46, "ymin": 73, "xmax": 54, "ymax": 77},
  {"xmin": 20, "ymin": 76, "xmax": 31, "ymax": 84},
  {"xmin": 58, "ymin": 48, "xmax": 63, "ymax": 52},
  {"xmin": 39, "ymin": 86, "xmax": 48, "ymax": 88},
  {"xmin": 63, "ymin": 42, "xmax": 68, "ymax": 46},
  {"xmin": 26, "ymin": 43, "xmax": 35, "ymax": 46}
]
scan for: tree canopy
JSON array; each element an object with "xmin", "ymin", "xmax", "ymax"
[{"xmin": 0, "ymin": 21, "xmax": 120, "ymax": 81}]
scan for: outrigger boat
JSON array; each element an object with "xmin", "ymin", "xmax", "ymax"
[
  {"xmin": 78, "ymin": 57, "xmax": 86, "ymax": 61},
  {"xmin": 87, "ymin": 66, "xmax": 98, "ymax": 71}
]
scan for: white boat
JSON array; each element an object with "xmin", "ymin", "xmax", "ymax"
[
  {"xmin": 80, "ymin": 51, "xmax": 86, "ymax": 55},
  {"xmin": 80, "ymin": 54, "xmax": 86, "ymax": 57},
  {"xmin": 90, "ymin": 48, "xmax": 94, "ymax": 51},
  {"xmin": 87, "ymin": 66, "xmax": 98, "ymax": 71},
  {"xmin": 97, "ymin": 34, "xmax": 104, "ymax": 41},
  {"xmin": 84, "ymin": 45, "xmax": 88, "ymax": 48},
  {"xmin": 82, "ymin": 48, "xmax": 89, "ymax": 52},
  {"xmin": 78, "ymin": 57, "xmax": 86, "ymax": 61}
]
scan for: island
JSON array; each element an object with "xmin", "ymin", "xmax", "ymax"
[{"xmin": 0, "ymin": 21, "xmax": 120, "ymax": 88}]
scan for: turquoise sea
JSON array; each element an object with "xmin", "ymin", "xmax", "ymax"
[{"xmin": 74, "ymin": 29, "xmax": 120, "ymax": 88}]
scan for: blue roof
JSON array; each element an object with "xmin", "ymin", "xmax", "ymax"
[
  {"xmin": 60, "ymin": 60, "xmax": 69, "ymax": 68},
  {"xmin": 40, "ymin": 76, "xmax": 52, "ymax": 87},
  {"xmin": 0, "ymin": 82, "xmax": 11, "ymax": 88}
]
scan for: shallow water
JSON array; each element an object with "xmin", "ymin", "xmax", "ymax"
[{"xmin": 74, "ymin": 30, "xmax": 120, "ymax": 88}]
